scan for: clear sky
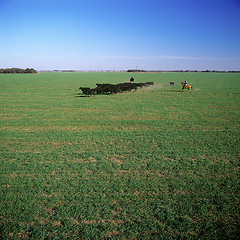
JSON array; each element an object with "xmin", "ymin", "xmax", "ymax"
[{"xmin": 1, "ymin": 0, "xmax": 240, "ymax": 71}]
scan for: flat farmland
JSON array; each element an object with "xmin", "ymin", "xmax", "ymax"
[{"xmin": 0, "ymin": 72, "xmax": 239, "ymax": 239}]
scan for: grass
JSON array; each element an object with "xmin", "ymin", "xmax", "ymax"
[{"xmin": 0, "ymin": 72, "xmax": 239, "ymax": 239}]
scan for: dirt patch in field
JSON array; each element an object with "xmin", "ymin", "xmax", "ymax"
[
  {"xmin": 52, "ymin": 221, "xmax": 63, "ymax": 226},
  {"xmin": 108, "ymin": 157, "xmax": 124, "ymax": 164},
  {"xmin": 0, "ymin": 125, "xmax": 103, "ymax": 132},
  {"xmin": 10, "ymin": 173, "xmax": 18, "ymax": 178},
  {"xmin": 75, "ymin": 219, "xmax": 128, "ymax": 225}
]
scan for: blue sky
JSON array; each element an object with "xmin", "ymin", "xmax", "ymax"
[{"xmin": 1, "ymin": 0, "xmax": 240, "ymax": 70}]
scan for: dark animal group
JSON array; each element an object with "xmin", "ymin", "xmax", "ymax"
[{"xmin": 79, "ymin": 82, "xmax": 154, "ymax": 95}]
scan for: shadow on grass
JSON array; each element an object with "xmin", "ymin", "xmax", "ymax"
[
  {"xmin": 75, "ymin": 90, "xmax": 185, "ymax": 97},
  {"xmin": 75, "ymin": 94, "xmax": 92, "ymax": 97}
]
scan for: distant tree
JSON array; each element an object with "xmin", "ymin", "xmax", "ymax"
[
  {"xmin": 0, "ymin": 68, "xmax": 37, "ymax": 74},
  {"xmin": 127, "ymin": 69, "xmax": 146, "ymax": 72}
]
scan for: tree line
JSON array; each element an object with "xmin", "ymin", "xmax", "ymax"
[
  {"xmin": 127, "ymin": 69, "xmax": 146, "ymax": 72},
  {"xmin": 128, "ymin": 69, "xmax": 240, "ymax": 73},
  {"xmin": 0, "ymin": 68, "xmax": 37, "ymax": 74}
]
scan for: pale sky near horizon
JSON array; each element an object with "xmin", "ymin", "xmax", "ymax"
[{"xmin": 1, "ymin": 0, "xmax": 240, "ymax": 71}]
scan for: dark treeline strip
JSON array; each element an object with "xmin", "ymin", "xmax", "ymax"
[
  {"xmin": 128, "ymin": 69, "xmax": 240, "ymax": 73},
  {"xmin": 0, "ymin": 68, "xmax": 37, "ymax": 74},
  {"xmin": 127, "ymin": 69, "xmax": 146, "ymax": 72}
]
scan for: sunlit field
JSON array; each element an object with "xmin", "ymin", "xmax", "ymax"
[{"xmin": 1, "ymin": 72, "xmax": 239, "ymax": 239}]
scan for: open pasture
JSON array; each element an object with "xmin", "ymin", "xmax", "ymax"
[{"xmin": 0, "ymin": 72, "xmax": 239, "ymax": 239}]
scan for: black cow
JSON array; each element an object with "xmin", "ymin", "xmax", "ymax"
[{"xmin": 79, "ymin": 87, "xmax": 96, "ymax": 95}]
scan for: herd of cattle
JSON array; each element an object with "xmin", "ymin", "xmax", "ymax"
[{"xmin": 79, "ymin": 82, "xmax": 154, "ymax": 95}]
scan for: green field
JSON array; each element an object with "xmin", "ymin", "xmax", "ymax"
[{"xmin": 0, "ymin": 72, "xmax": 239, "ymax": 239}]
